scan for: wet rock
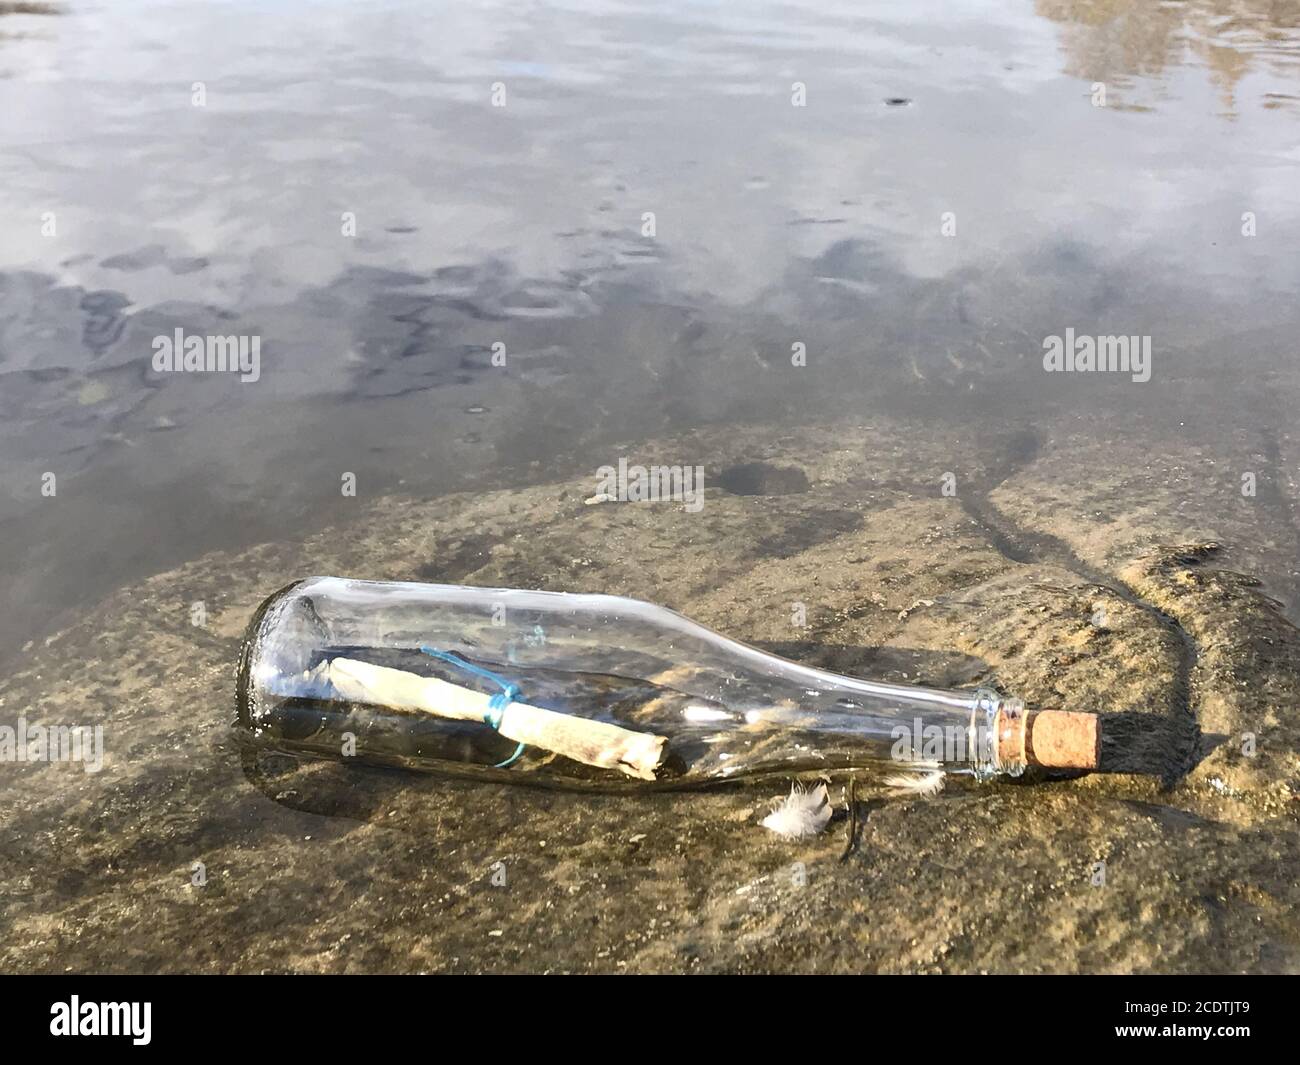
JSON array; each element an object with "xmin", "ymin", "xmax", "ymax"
[{"xmin": 1, "ymin": 418, "xmax": 1297, "ymax": 972}]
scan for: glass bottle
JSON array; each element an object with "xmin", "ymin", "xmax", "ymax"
[{"xmin": 236, "ymin": 576, "xmax": 1099, "ymax": 788}]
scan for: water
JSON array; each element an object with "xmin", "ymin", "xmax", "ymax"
[{"xmin": 2, "ymin": 3, "xmax": 1299, "ymax": 653}]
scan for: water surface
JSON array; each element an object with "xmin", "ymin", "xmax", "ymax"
[{"xmin": 2, "ymin": 0, "xmax": 1300, "ymax": 655}]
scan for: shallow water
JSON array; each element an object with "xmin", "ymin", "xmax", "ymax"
[
  {"xmin": 3, "ymin": 0, "xmax": 1300, "ymax": 658},
  {"xmin": 3, "ymin": 2, "xmax": 1300, "ymax": 974}
]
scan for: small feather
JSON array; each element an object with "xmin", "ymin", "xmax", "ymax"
[
  {"xmin": 882, "ymin": 768, "xmax": 946, "ymax": 797},
  {"xmin": 759, "ymin": 782, "xmax": 832, "ymax": 839}
]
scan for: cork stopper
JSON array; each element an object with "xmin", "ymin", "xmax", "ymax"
[
  {"xmin": 996, "ymin": 706, "xmax": 1100, "ymax": 771},
  {"xmin": 1027, "ymin": 709, "xmax": 1100, "ymax": 769}
]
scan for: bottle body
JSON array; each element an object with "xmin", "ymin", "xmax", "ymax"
[{"xmin": 236, "ymin": 576, "xmax": 1028, "ymax": 788}]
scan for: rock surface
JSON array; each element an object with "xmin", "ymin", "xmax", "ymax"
[{"xmin": 2, "ymin": 411, "xmax": 1298, "ymax": 973}]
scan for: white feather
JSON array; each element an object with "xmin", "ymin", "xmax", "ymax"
[
  {"xmin": 759, "ymin": 782, "xmax": 833, "ymax": 840},
  {"xmin": 883, "ymin": 768, "xmax": 946, "ymax": 797}
]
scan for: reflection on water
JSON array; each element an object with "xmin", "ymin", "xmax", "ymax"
[
  {"xmin": 1039, "ymin": 0, "xmax": 1300, "ymax": 113},
  {"xmin": 1, "ymin": 0, "xmax": 1299, "ymax": 656}
]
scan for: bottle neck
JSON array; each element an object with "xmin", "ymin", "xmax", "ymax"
[
  {"xmin": 733, "ymin": 684, "xmax": 1028, "ymax": 782},
  {"xmin": 884, "ymin": 687, "xmax": 1028, "ymax": 781}
]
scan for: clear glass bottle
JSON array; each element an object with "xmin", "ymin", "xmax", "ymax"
[{"xmin": 236, "ymin": 577, "xmax": 1098, "ymax": 788}]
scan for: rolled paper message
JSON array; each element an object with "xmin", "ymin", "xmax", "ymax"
[{"xmin": 321, "ymin": 657, "xmax": 667, "ymax": 780}]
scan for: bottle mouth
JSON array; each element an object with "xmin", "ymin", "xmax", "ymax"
[{"xmin": 970, "ymin": 689, "xmax": 1027, "ymax": 782}]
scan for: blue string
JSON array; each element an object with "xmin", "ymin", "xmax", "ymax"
[{"xmin": 419, "ymin": 646, "xmax": 527, "ymax": 768}]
